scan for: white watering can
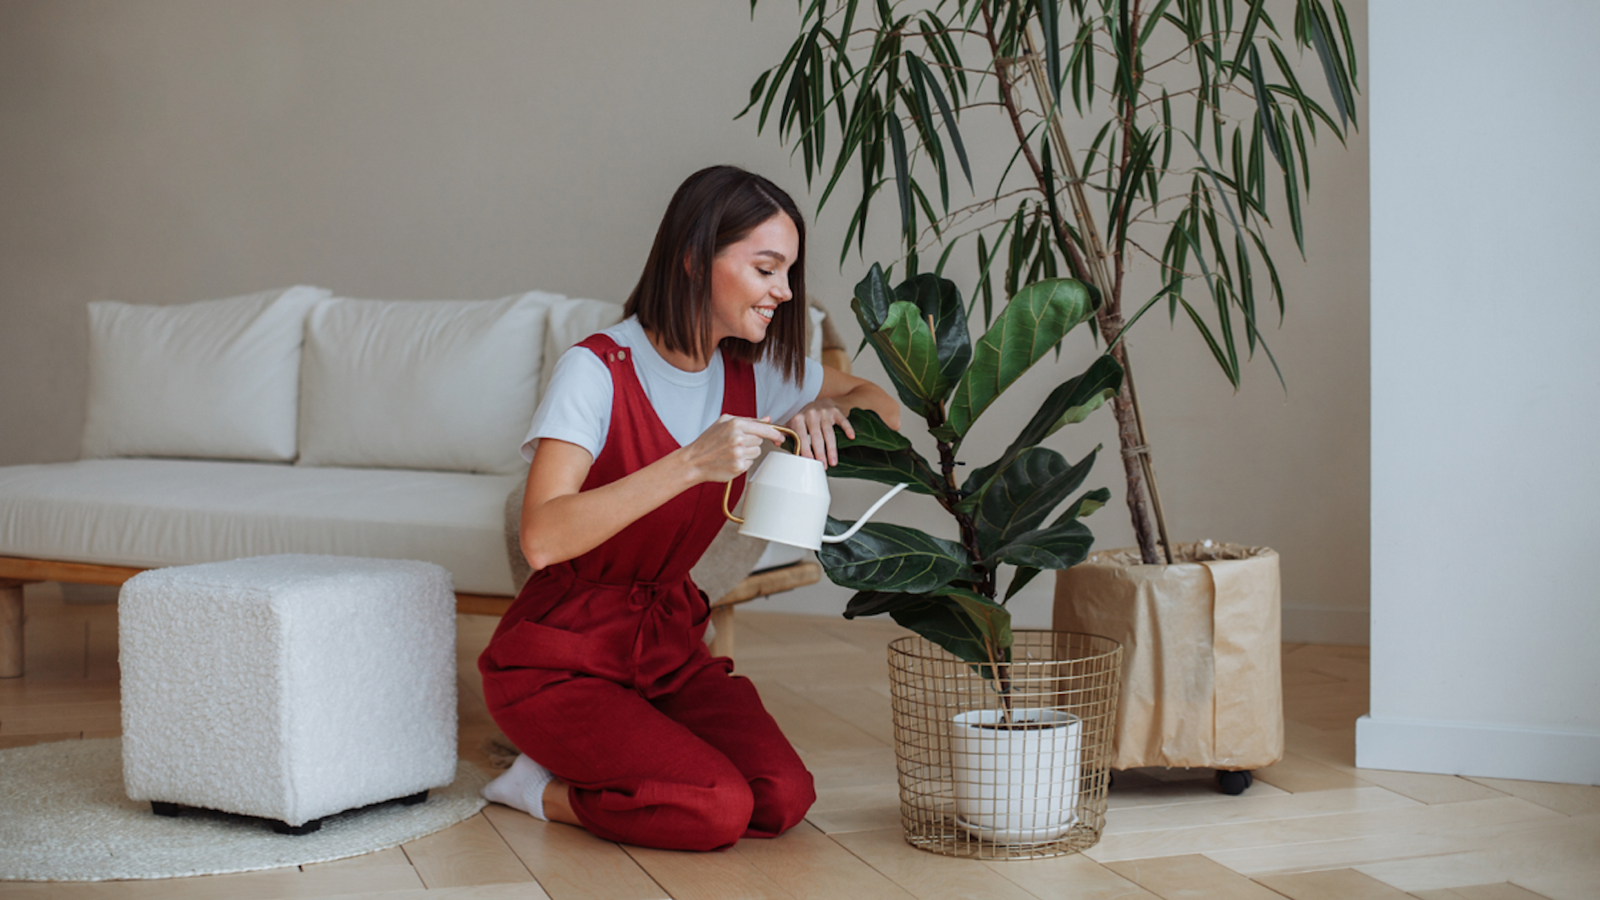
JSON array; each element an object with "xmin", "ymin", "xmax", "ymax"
[{"xmin": 722, "ymin": 424, "xmax": 908, "ymax": 551}]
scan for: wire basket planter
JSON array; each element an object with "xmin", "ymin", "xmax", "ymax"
[{"xmin": 887, "ymin": 630, "xmax": 1122, "ymax": 860}]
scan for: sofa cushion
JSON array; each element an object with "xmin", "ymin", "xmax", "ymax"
[
  {"xmin": 0, "ymin": 459, "xmax": 520, "ymax": 595},
  {"xmin": 297, "ymin": 293, "xmax": 560, "ymax": 475},
  {"xmin": 80, "ymin": 286, "xmax": 329, "ymax": 463}
]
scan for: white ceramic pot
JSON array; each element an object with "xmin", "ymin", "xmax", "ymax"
[{"xmin": 950, "ymin": 708, "xmax": 1082, "ymax": 843}]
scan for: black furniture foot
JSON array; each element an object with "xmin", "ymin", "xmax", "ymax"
[
  {"xmin": 1217, "ymin": 769, "xmax": 1254, "ymax": 795},
  {"xmin": 398, "ymin": 789, "xmax": 429, "ymax": 806},
  {"xmin": 272, "ymin": 817, "xmax": 325, "ymax": 835},
  {"xmin": 151, "ymin": 800, "xmax": 183, "ymax": 817}
]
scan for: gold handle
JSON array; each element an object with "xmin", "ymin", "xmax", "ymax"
[{"xmin": 722, "ymin": 423, "xmax": 803, "ymax": 524}]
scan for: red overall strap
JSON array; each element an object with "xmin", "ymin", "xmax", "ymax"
[{"xmin": 562, "ymin": 333, "xmax": 755, "ymax": 588}]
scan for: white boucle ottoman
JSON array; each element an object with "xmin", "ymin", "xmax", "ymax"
[{"xmin": 119, "ymin": 554, "xmax": 458, "ymax": 833}]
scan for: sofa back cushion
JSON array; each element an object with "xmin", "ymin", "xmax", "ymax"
[
  {"xmin": 297, "ymin": 293, "xmax": 560, "ymax": 475},
  {"xmin": 539, "ymin": 297, "xmax": 628, "ymax": 390},
  {"xmin": 81, "ymin": 286, "xmax": 329, "ymax": 462}
]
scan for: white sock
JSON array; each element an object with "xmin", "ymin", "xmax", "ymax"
[{"xmin": 481, "ymin": 753, "xmax": 555, "ymax": 820}]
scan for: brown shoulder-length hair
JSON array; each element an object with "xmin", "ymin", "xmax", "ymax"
[{"xmin": 624, "ymin": 166, "xmax": 808, "ymax": 384}]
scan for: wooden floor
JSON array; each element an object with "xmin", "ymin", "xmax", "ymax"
[{"xmin": 2, "ymin": 585, "xmax": 1597, "ymax": 900}]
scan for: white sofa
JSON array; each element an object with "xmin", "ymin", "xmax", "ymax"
[{"xmin": 0, "ymin": 285, "xmax": 834, "ymax": 677}]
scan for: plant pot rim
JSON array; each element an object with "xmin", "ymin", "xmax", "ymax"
[
  {"xmin": 887, "ymin": 630, "xmax": 1122, "ymax": 668},
  {"xmin": 1081, "ymin": 542, "xmax": 1277, "ymax": 569}
]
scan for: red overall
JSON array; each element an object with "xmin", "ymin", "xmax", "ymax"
[{"xmin": 479, "ymin": 334, "xmax": 815, "ymax": 851}]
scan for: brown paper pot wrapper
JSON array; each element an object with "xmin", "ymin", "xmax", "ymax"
[{"xmin": 1052, "ymin": 543, "xmax": 1283, "ymax": 771}]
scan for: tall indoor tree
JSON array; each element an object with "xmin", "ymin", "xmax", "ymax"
[{"xmin": 742, "ymin": 0, "xmax": 1361, "ymax": 565}]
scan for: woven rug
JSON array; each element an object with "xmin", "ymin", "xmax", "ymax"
[{"xmin": 0, "ymin": 738, "xmax": 490, "ymax": 882}]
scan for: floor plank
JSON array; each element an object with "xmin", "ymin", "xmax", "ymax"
[
  {"xmin": 401, "ymin": 813, "xmax": 541, "ymax": 890},
  {"xmin": 829, "ymin": 828, "xmax": 1045, "ymax": 900},
  {"xmin": 482, "ymin": 804, "xmax": 666, "ymax": 900},
  {"xmin": 982, "ymin": 852, "xmax": 1161, "ymax": 900},
  {"xmin": 1203, "ymin": 804, "xmax": 1580, "ymax": 878},
  {"xmin": 1086, "ymin": 797, "xmax": 1560, "ymax": 865},
  {"xmin": 1256, "ymin": 868, "xmax": 1419, "ymax": 900},
  {"xmin": 1411, "ymin": 885, "xmax": 1556, "ymax": 900},
  {"xmin": 731, "ymin": 821, "xmax": 917, "ymax": 900},
  {"xmin": 1352, "ymin": 813, "xmax": 1600, "ymax": 898},
  {"xmin": 622, "ymin": 844, "xmax": 792, "ymax": 900},
  {"xmin": 1103, "ymin": 854, "xmax": 1287, "ymax": 900}
]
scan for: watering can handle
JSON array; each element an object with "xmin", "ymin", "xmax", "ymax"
[{"xmin": 722, "ymin": 424, "xmax": 801, "ymax": 524}]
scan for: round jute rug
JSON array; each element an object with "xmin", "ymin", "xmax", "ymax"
[{"xmin": 0, "ymin": 738, "xmax": 489, "ymax": 882}]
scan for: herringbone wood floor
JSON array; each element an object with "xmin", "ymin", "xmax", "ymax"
[{"xmin": 2, "ymin": 583, "xmax": 1596, "ymax": 899}]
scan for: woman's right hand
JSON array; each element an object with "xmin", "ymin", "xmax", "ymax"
[{"xmin": 681, "ymin": 415, "xmax": 786, "ymax": 484}]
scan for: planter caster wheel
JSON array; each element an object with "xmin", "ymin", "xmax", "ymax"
[{"xmin": 1217, "ymin": 769, "xmax": 1254, "ymax": 795}]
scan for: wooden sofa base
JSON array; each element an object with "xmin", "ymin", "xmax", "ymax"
[{"xmin": 0, "ymin": 555, "xmax": 820, "ymax": 677}]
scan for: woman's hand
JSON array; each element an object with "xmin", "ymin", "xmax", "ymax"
[
  {"xmin": 787, "ymin": 365, "xmax": 901, "ymax": 467},
  {"xmin": 681, "ymin": 415, "xmax": 786, "ymax": 484},
  {"xmin": 786, "ymin": 399, "xmax": 855, "ymax": 467}
]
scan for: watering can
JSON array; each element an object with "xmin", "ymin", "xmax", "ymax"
[{"xmin": 722, "ymin": 425, "xmax": 908, "ymax": 551}]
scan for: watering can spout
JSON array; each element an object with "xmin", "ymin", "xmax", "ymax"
[{"xmin": 819, "ymin": 482, "xmax": 909, "ymax": 543}]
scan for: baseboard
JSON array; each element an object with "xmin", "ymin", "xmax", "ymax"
[
  {"xmin": 1357, "ymin": 714, "xmax": 1600, "ymax": 785},
  {"xmin": 1282, "ymin": 605, "xmax": 1369, "ymax": 645}
]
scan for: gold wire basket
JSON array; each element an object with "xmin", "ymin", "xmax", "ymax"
[{"xmin": 887, "ymin": 630, "xmax": 1122, "ymax": 860}]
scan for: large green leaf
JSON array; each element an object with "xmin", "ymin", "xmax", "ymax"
[
  {"xmin": 865, "ymin": 300, "xmax": 946, "ymax": 415},
  {"xmin": 844, "ymin": 588, "xmax": 1013, "ymax": 674},
  {"xmin": 851, "ymin": 264, "xmax": 893, "ymax": 333},
  {"xmin": 972, "ymin": 446, "xmax": 1100, "ymax": 555},
  {"xmin": 1014, "ymin": 354, "xmax": 1124, "ymax": 445},
  {"xmin": 892, "ymin": 273, "xmax": 972, "ymax": 397},
  {"xmin": 836, "ymin": 407, "xmax": 910, "ymax": 452},
  {"xmin": 989, "ymin": 519, "xmax": 1096, "ymax": 571},
  {"xmin": 960, "ymin": 355, "xmax": 1122, "ymax": 499},
  {"xmin": 817, "ymin": 519, "xmax": 973, "ymax": 593},
  {"xmin": 830, "ymin": 445, "xmax": 943, "ymax": 497},
  {"xmin": 945, "ymin": 279, "xmax": 1095, "ymax": 437}
]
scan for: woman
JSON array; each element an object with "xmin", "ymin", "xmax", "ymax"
[{"xmin": 479, "ymin": 166, "xmax": 901, "ymax": 851}]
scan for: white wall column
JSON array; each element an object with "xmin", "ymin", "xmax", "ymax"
[{"xmin": 1363, "ymin": 0, "xmax": 1600, "ymax": 783}]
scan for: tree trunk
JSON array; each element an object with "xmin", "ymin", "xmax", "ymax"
[{"xmin": 1107, "ymin": 360, "xmax": 1161, "ymax": 564}]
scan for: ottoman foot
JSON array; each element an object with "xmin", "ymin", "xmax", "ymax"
[
  {"xmin": 151, "ymin": 800, "xmax": 183, "ymax": 818},
  {"xmin": 398, "ymin": 789, "xmax": 429, "ymax": 807},
  {"xmin": 273, "ymin": 817, "xmax": 325, "ymax": 836}
]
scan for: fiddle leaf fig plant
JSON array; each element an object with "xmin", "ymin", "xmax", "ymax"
[{"xmin": 817, "ymin": 264, "xmax": 1121, "ymax": 692}]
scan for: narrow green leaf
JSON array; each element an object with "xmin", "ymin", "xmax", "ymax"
[
  {"xmin": 1305, "ymin": 5, "xmax": 1349, "ymax": 130},
  {"xmin": 1248, "ymin": 44, "xmax": 1285, "ymax": 169},
  {"xmin": 887, "ymin": 110, "xmax": 912, "ymax": 241},
  {"xmin": 906, "ymin": 54, "xmax": 972, "ymax": 190}
]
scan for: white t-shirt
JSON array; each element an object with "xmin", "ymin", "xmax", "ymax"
[{"xmin": 521, "ymin": 316, "xmax": 824, "ymax": 462}]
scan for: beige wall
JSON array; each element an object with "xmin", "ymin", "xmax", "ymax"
[{"xmin": 0, "ymin": 1, "xmax": 1369, "ymax": 642}]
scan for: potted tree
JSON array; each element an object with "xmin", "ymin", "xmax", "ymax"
[{"xmin": 740, "ymin": 0, "xmax": 1361, "ymax": 794}]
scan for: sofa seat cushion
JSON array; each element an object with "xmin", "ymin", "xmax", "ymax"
[{"xmin": 0, "ymin": 459, "xmax": 520, "ymax": 595}]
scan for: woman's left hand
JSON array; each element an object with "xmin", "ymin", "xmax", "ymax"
[{"xmin": 786, "ymin": 399, "xmax": 855, "ymax": 467}]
